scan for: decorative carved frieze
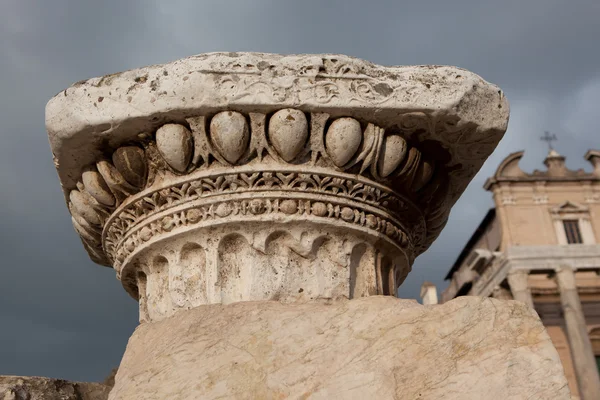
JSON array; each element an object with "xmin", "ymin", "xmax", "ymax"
[{"xmin": 46, "ymin": 53, "xmax": 508, "ymax": 318}]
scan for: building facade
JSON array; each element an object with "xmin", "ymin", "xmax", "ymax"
[{"xmin": 441, "ymin": 149, "xmax": 600, "ymax": 399}]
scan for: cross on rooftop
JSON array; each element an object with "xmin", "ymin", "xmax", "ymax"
[{"xmin": 540, "ymin": 131, "xmax": 558, "ymax": 150}]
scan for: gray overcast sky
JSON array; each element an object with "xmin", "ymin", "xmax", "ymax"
[{"xmin": 1, "ymin": 0, "xmax": 599, "ymax": 383}]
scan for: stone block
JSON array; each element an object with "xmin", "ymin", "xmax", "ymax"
[{"xmin": 110, "ymin": 296, "xmax": 570, "ymax": 400}]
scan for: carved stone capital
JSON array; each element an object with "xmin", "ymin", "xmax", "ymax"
[{"xmin": 46, "ymin": 53, "xmax": 508, "ymax": 321}]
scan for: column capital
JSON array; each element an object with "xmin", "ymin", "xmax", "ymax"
[
  {"xmin": 46, "ymin": 53, "xmax": 508, "ymax": 321},
  {"xmin": 555, "ymin": 266, "xmax": 577, "ymax": 290},
  {"xmin": 506, "ymin": 269, "xmax": 534, "ymax": 308},
  {"xmin": 507, "ymin": 269, "xmax": 530, "ymax": 292}
]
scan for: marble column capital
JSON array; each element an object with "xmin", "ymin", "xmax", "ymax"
[{"xmin": 46, "ymin": 53, "xmax": 508, "ymax": 320}]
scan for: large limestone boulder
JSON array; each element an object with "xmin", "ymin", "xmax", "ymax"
[
  {"xmin": 110, "ymin": 296, "xmax": 570, "ymax": 399},
  {"xmin": 0, "ymin": 376, "xmax": 110, "ymax": 400}
]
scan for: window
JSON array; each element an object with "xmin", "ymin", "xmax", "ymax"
[
  {"xmin": 563, "ymin": 219, "xmax": 583, "ymax": 244},
  {"xmin": 551, "ymin": 202, "xmax": 596, "ymax": 245}
]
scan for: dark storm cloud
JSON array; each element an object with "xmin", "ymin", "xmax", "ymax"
[{"xmin": 1, "ymin": 0, "xmax": 599, "ymax": 382}]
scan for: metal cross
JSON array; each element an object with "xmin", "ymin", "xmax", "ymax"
[{"xmin": 540, "ymin": 131, "xmax": 557, "ymax": 150}]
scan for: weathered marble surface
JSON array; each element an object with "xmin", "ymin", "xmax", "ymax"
[
  {"xmin": 110, "ymin": 296, "xmax": 570, "ymax": 400},
  {"xmin": 0, "ymin": 376, "xmax": 110, "ymax": 400}
]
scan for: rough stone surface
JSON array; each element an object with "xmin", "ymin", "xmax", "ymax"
[
  {"xmin": 0, "ymin": 376, "xmax": 110, "ymax": 400},
  {"xmin": 110, "ymin": 296, "xmax": 570, "ymax": 400}
]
